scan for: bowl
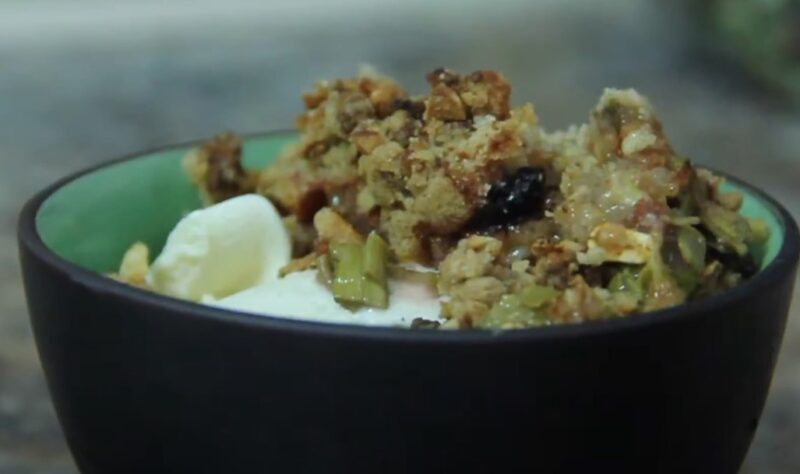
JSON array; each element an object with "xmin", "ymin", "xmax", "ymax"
[{"xmin": 18, "ymin": 131, "xmax": 799, "ymax": 473}]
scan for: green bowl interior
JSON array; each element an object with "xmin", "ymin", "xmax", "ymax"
[{"xmin": 36, "ymin": 133, "xmax": 784, "ymax": 274}]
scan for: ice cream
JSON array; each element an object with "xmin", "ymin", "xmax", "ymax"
[
  {"xmin": 147, "ymin": 194, "xmax": 442, "ymax": 326},
  {"xmin": 207, "ymin": 270, "xmax": 441, "ymax": 326},
  {"xmin": 147, "ymin": 194, "xmax": 291, "ymax": 301}
]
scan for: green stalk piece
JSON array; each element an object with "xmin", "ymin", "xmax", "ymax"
[
  {"xmin": 331, "ymin": 243, "xmax": 364, "ymax": 306},
  {"xmin": 363, "ymin": 232, "xmax": 389, "ymax": 282},
  {"xmin": 518, "ymin": 284, "xmax": 559, "ymax": 308},
  {"xmin": 329, "ymin": 232, "xmax": 390, "ymax": 309}
]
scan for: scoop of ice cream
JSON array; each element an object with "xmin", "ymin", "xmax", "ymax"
[
  {"xmin": 207, "ymin": 269, "xmax": 442, "ymax": 327},
  {"xmin": 147, "ymin": 194, "xmax": 290, "ymax": 301}
]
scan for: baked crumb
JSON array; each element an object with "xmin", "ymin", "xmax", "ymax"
[
  {"xmin": 184, "ymin": 132, "xmax": 259, "ymax": 205},
  {"xmin": 175, "ymin": 68, "xmax": 766, "ymax": 329}
]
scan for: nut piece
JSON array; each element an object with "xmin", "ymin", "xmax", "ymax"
[
  {"xmin": 577, "ymin": 223, "xmax": 655, "ymax": 265},
  {"xmin": 424, "ymin": 83, "xmax": 467, "ymax": 121},
  {"xmin": 460, "ymin": 70, "xmax": 511, "ymax": 119},
  {"xmin": 113, "ymin": 242, "xmax": 150, "ymax": 287},
  {"xmin": 314, "ymin": 207, "xmax": 365, "ymax": 245}
]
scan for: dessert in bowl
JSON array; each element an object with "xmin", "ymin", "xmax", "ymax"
[
  {"xmin": 18, "ymin": 69, "xmax": 798, "ymax": 473},
  {"xmin": 118, "ymin": 68, "xmax": 770, "ymax": 331}
]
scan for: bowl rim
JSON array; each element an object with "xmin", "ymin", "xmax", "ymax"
[{"xmin": 17, "ymin": 130, "xmax": 800, "ymax": 344}]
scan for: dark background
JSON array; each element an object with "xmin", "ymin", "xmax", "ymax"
[{"xmin": 1, "ymin": 1, "xmax": 798, "ymax": 472}]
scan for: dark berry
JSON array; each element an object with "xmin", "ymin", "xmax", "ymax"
[
  {"xmin": 707, "ymin": 245, "xmax": 758, "ymax": 278},
  {"xmin": 391, "ymin": 98, "xmax": 425, "ymax": 120},
  {"xmin": 699, "ymin": 225, "xmax": 758, "ymax": 278},
  {"xmin": 467, "ymin": 166, "xmax": 546, "ymax": 230}
]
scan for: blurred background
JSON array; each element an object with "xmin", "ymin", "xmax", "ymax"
[{"xmin": 1, "ymin": 0, "xmax": 798, "ymax": 472}]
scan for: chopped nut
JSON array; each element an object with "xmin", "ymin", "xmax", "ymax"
[
  {"xmin": 314, "ymin": 207, "xmax": 365, "ymax": 245},
  {"xmin": 116, "ymin": 242, "xmax": 150, "ymax": 287},
  {"xmin": 279, "ymin": 253, "xmax": 318, "ymax": 277},
  {"xmin": 424, "ymin": 83, "xmax": 467, "ymax": 121},
  {"xmin": 577, "ymin": 223, "xmax": 655, "ymax": 265},
  {"xmin": 410, "ymin": 318, "xmax": 442, "ymax": 329}
]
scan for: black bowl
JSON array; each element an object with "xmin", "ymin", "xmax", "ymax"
[{"xmin": 18, "ymin": 132, "xmax": 799, "ymax": 473}]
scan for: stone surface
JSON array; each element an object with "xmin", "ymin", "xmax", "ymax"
[{"xmin": 1, "ymin": 1, "xmax": 798, "ymax": 472}]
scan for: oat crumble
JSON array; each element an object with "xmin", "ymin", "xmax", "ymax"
[{"xmin": 131, "ymin": 67, "xmax": 766, "ymax": 329}]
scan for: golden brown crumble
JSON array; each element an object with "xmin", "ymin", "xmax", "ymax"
[{"xmin": 177, "ymin": 68, "xmax": 766, "ymax": 329}]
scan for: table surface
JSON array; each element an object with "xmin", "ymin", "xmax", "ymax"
[{"xmin": 1, "ymin": 2, "xmax": 799, "ymax": 472}]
